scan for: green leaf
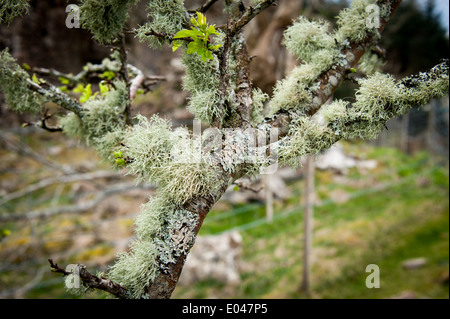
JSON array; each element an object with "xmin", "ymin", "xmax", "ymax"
[
  {"xmin": 58, "ymin": 76, "xmax": 71, "ymax": 85},
  {"xmin": 58, "ymin": 86, "xmax": 69, "ymax": 93},
  {"xmin": 173, "ymin": 29, "xmax": 197, "ymax": 39},
  {"xmin": 187, "ymin": 41, "xmax": 202, "ymax": 54},
  {"xmin": 172, "ymin": 40, "xmax": 182, "ymax": 52},
  {"xmin": 73, "ymin": 83, "xmax": 85, "ymax": 93},
  {"xmin": 99, "ymin": 81, "xmax": 109, "ymax": 95},
  {"xmin": 32, "ymin": 73, "xmax": 39, "ymax": 84},
  {"xmin": 233, "ymin": 185, "xmax": 240, "ymax": 192},
  {"xmin": 209, "ymin": 44, "xmax": 221, "ymax": 51},
  {"xmin": 204, "ymin": 50, "xmax": 214, "ymax": 60},
  {"xmin": 190, "ymin": 15, "xmax": 199, "ymax": 27},
  {"xmin": 115, "ymin": 158, "xmax": 126, "ymax": 166},
  {"xmin": 22, "ymin": 63, "xmax": 31, "ymax": 70},
  {"xmin": 196, "ymin": 12, "xmax": 207, "ymax": 26},
  {"xmin": 99, "ymin": 70, "xmax": 115, "ymax": 80},
  {"xmin": 114, "ymin": 150, "xmax": 123, "ymax": 158},
  {"xmin": 79, "ymin": 84, "xmax": 92, "ymax": 103}
]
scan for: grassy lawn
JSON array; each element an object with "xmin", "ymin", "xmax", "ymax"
[{"xmin": 173, "ymin": 146, "xmax": 449, "ymax": 299}]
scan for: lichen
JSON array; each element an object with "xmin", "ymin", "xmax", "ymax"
[
  {"xmin": 135, "ymin": 0, "xmax": 187, "ymax": 48},
  {"xmin": 336, "ymin": 0, "xmax": 380, "ymax": 43},
  {"xmin": 250, "ymin": 87, "xmax": 269, "ymax": 126},
  {"xmin": 0, "ymin": 49, "xmax": 44, "ymax": 113},
  {"xmin": 79, "ymin": 0, "xmax": 139, "ymax": 44},
  {"xmin": 0, "ymin": 0, "xmax": 29, "ymax": 25},
  {"xmin": 59, "ymin": 80, "xmax": 129, "ymax": 162}
]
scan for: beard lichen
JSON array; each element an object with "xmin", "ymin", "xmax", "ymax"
[{"xmin": 0, "ymin": 49, "xmax": 44, "ymax": 113}]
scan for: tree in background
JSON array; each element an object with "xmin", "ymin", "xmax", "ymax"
[{"xmin": 0, "ymin": 0, "xmax": 448, "ymax": 299}]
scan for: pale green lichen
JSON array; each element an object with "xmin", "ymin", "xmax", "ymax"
[
  {"xmin": 0, "ymin": 49, "xmax": 44, "ymax": 113},
  {"xmin": 278, "ymin": 112, "xmax": 335, "ymax": 168},
  {"xmin": 79, "ymin": 0, "xmax": 139, "ymax": 44},
  {"xmin": 336, "ymin": 0, "xmax": 380, "ymax": 43},
  {"xmin": 357, "ymin": 50, "xmax": 385, "ymax": 75},
  {"xmin": 283, "ymin": 17, "xmax": 336, "ymax": 62},
  {"xmin": 136, "ymin": 0, "xmax": 187, "ymax": 48},
  {"xmin": 250, "ymin": 87, "xmax": 269, "ymax": 126},
  {"xmin": 268, "ymin": 65, "xmax": 318, "ymax": 114},
  {"xmin": 122, "ymin": 114, "xmax": 221, "ymax": 204},
  {"xmin": 181, "ymin": 47, "xmax": 224, "ymax": 124},
  {"xmin": 0, "ymin": 0, "xmax": 29, "ymax": 25},
  {"xmin": 107, "ymin": 239, "xmax": 159, "ymax": 299},
  {"xmin": 59, "ymin": 80, "xmax": 129, "ymax": 162}
]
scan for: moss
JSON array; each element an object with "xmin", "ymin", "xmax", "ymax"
[
  {"xmin": 0, "ymin": 49, "xmax": 44, "ymax": 113},
  {"xmin": 0, "ymin": 0, "xmax": 29, "ymax": 25}
]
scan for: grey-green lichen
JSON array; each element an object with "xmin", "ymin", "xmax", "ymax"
[
  {"xmin": 336, "ymin": 0, "xmax": 380, "ymax": 43},
  {"xmin": 319, "ymin": 61, "xmax": 449, "ymax": 141},
  {"xmin": 136, "ymin": 0, "xmax": 187, "ymax": 48},
  {"xmin": 107, "ymin": 195, "xmax": 199, "ymax": 298},
  {"xmin": 59, "ymin": 80, "xmax": 129, "ymax": 161},
  {"xmin": 182, "ymin": 49, "xmax": 225, "ymax": 124},
  {"xmin": 250, "ymin": 87, "xmax": 269, "ymax": 126},
  {"xmin": 0, "ymin": 0, "xmax": 29, "ymax": 25},
  {"xmin": 79, "ymin": 0, "xmax": 139, "ymax": 44},
  {"xmin": 122, "ymin": 114, "xmax": 221, "ymax": 204},
  {"xmin": 0, "ymin": 49, "xmax": 44, "ymax": 113}
]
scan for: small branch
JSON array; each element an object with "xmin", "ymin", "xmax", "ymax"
[
  {"xmin": 48, "ymin": 259, "xmax": 128, "ymax": 299},
  {"xmin": 0, "ymin": 182, "xmax": 155, "ymax": 222},
  {"xmin": 26, "ymin": 79, "xmax": 84, "ymax": 117},
  {"xmin": 48, "ymin": 259, "xmax": 71, "ymax": 275},
  {"xmin": 233, "ymin": 180, "xmax": 263, "ymax": 193},
  {"xmin": 190, "ymin": 0, "xmax": 220, "ymax": 13},
  {"xmin": 23, "ymin": 110, "xmax": 63, "ymax": 133},
  {"xmin": 229, "ymin": 0, "xmax": 277, "ymax": 37}
]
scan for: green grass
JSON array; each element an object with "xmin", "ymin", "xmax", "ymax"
[{"xmin": 173, "ymin": 146, "xmax": 449, "ymax": 299}]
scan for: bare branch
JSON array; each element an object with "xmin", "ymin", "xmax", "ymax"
[
  {"xmin": 229, "ymin": 0, "xmax": 277, "ymax": 37},
  {"xmin": 0, "ymin": 182, "xmax": 155, "ymax": 222}
]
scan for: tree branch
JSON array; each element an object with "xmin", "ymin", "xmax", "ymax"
[{"xmin": 48, "ymin": 259, "xmax": 128, "ymax": 299}]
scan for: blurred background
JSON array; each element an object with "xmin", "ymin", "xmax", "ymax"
[{"xmin": 0, "ymin": 0, "xmax": 448, "ymax": 299}]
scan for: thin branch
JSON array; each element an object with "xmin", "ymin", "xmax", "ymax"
[
  {"xmin": 26, "ymin": 79, "xmax": 84, "ymax": 117},
  {"xmin": 190, "ymin": 0, "xmax": 220, "ymax": 13},
  {"xmin": 0, "ymin": 134, "xmax": 75, "ymax": 175},
  {"xmin": 0, "ymin": 170, "xmax": 123, "ymax": 206},
  {"xmin": 229, "ymin": 0, "xmax": 277, "ymax": 37},
  {"xmin": 48, "ymin": 259, "xmax": 128, "ymax": 299},
  {"xmin": 0, "ymin": 182, "xmax": 155, "ymax": 222}
]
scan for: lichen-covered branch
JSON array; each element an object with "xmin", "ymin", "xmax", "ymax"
[{"xmin": 48, "ymin": 259, "xmax": 128, "ymax": 299}]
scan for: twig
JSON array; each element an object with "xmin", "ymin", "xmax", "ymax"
[
  {"xmin": 0, "ymin": 182, "xmax": 155, "ymax": 221},
  {"xmin": 229, "ymin": 0, "xmax": 277, "ymax": 37},
  {"xmin": 48, "ymin": 259, "xmax": 128, "ymax": 298},
  {"xmin": 190, "ymin": 0, "xmax": 220, "ymax": 13},
  {"xmin": 0, "ymin": 170, "xmax": 123, "ymax": 206},
  {"xmin": 0, "ymin": 134, "xmax": 75, "ymax": 175}
]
